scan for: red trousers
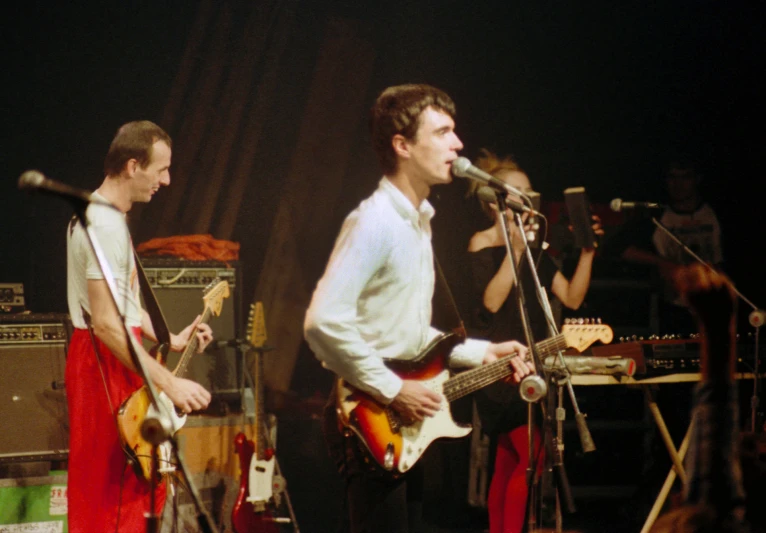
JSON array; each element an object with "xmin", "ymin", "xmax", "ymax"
[
  {"xmin": 65, "ymin": 327, "xmax": 166, "ymax": 532},
  {"xmin": 487, "ymin": 425, "xmax": 544, "ymax": 533}
]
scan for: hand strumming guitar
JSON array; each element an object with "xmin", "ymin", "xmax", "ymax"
[
  {"xmin": 164, "ymin": 377, "xmax": 211, "ymax": 414},
  {"xmin": 391, "ymin": 381, "xmax": 443, "ymax": 423}
]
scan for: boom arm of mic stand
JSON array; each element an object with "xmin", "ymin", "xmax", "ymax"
[
  {"xmin": 516, "ymin": 211, "xmax": 595, "ymax": 453},
  {"xmin": 651, "ymin": 216, "xmax": 761, "ymax": 312},
  {"xmin": 511, "ymin": 209, "xmax": 584, "ymax": 521},
  {"xmin": 495, "ymin": 199, "xmax": 550, "ymax": 528},
  {"xmin": 651, "ymin": 216, "xmax": 765, "ymax": 431}
]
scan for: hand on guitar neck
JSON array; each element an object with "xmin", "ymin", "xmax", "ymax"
[
  {"xmin": 482, "ymin": 339, "xmax": 533, "ymax": 379},
  {"xmin": 152, "ymin": 314, "xmax": 214, "ymax": 414},
  {"xmin": 168, "ymin": 313, "xmax": 214, "ymax": 354}
]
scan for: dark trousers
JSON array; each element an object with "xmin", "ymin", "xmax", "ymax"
[{"xmin": 323, "ymin": 385, "xmax": 425, "ymax": 533}]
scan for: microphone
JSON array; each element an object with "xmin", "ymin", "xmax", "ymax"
[
  {"xmin": 452, "ymin": 157, "xmax": 529, "ymax": 199},
  {"xmin": 18, "ymin": 170, "xmax": 96, "ymax": 206},
  {"xmin": 476, "ymin": 186, "xmax": 536, "ymax": 215},
  {"xmin": 609, "ymin": 198, "xmax": 665, "ymax": 212}
]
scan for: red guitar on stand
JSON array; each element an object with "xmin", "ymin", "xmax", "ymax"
[{"xmin": 232, "ymin": 302, "xmax": 280, "ymax": 533}]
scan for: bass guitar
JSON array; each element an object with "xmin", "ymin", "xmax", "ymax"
[
  {"xmin": 117, "ymin": 278, "xmax": 230, "ymax": 481},
  {"xmin": 232, "ymin": 302, "xmax": 280, "ymax": 533},
  {"xmin": 337, "ymin": 322, "xmax": 613, "ymax": 474}
]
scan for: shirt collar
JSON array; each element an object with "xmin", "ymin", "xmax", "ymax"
[{"xmin": 379, "ymin": 177, "xmax": 435, "ymax": 225}]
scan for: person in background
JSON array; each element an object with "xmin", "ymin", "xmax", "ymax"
[
  {"xmin": 608, "ymin": 158, "xmax": 723, "ymax": 334},
  {"xmin": 649, "ymin": 264, "xmax": 754, "ymax": 533}
]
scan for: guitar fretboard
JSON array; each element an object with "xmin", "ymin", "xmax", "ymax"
[
  {"xmin": 172, "ymin": 306, "xmax": 213, "ymax": 378},
  {"xmin": 442, "ymin": 334, "xmax": 567, "ymax": 401}
]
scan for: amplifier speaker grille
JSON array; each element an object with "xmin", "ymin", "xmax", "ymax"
[{"xmin": 0, "ymin": 315, "xmax": 70, "ymax": 460}]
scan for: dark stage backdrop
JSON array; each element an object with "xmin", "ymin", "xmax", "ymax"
[{"xmin": 3, "ymin": 0, "xmax": 765, "ymax": 397}]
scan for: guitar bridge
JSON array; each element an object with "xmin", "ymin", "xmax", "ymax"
[{"xmin": 385, "ymin": 407, "xmax": 403, "ymax": 433}]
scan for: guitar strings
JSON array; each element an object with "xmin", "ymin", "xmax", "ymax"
[{"xmin": 443, "ymin": 335, "xmax": 567, "ymax": 401}]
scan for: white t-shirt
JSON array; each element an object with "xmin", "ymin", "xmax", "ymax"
[
  {"xmin": 67, "ymin": 191, "xmax": 143, "ymax": 329},
  {"xmin": 652, "ymin": 203, "xmax": 723, "ymax": 266}
]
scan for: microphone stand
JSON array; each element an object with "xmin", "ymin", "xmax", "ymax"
[
  {"xmin": 493, "ymin": 192, "xmax": 555, "ymax": 532},
  {"xmin": 651, "ymin": 217, "xmax": 765, "ymax": 432},
  {"xmin": 516, "ymin": 222, "xmax": 596, "ymax": 532},
  {"xmin": 69, "ymin": 200, "xmax": 218, "ymax": 533}
]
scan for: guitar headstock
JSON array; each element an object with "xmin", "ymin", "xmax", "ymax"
[
  {"xmin": 246, "ymin": 301, "xmax": 267, "ymax": 348},
  {"xmin": 202, "ymin": 278, "xmax": 230, "ymax": 317},
  {"xmin": 561, "ymin": 318, "xmax": 614, "ymax": 353}
]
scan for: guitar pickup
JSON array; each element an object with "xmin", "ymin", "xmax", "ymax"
[{"xmin": 384, "ymin": 443, "xmax": 395, "ymax": 471}]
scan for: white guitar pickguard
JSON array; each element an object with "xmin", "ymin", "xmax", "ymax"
[
  {"xmin": 397, "ymin": 368, "xmax": 471, "ymax": 472},
  {"xmin": 247, "ymin": 455, "xmax": 276, "ymax": 505}
]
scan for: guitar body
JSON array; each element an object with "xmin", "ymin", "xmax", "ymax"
[
  {"xmin": 337, "ymin": 333, "xmax": 470, "ymax": 474},
  {"xmin": 337, "ymin": 324, "xmax": 614, "ymax": 474},
  {"xmin": 232, "ymin": 432, "xmax": 279, "ymax": 533},
  {"xmin": 248, "ymin": 453, "xmax": 276, "ymax": 505},
  {"xmin": 115, "ymin": 278, "xmax": 230, "ymax": 481},
  {"xmin": 118, "ymin": 387, "xmax": 186, "ymax": 480}
]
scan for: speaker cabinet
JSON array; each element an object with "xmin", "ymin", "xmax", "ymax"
[
  {"xmin": 0, "ymin": 314, "xmax": 70, "ymax": 461},
  {"xmin": 139, "ymin": 259, "xmax": 242, "ymax": 401}
]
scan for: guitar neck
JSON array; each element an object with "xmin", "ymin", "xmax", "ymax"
[
  {"xmin": 253, "ymin": 349, "xmax": 266, "ymax": 458},
  {"xmin": 172, "ymin": 307, "xmax": 213, "ymax": 378},
  {"xmin": 442, "ymin": 334, "xmax": 567, "ymax": 402}
]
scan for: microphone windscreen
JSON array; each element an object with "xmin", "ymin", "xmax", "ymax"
[
  {"xmin": 450, "ymin": 157, "xmax": 472, "ymax": 177},
  {"xmin": 477, "ymin": 186, "xmax": 497, "ymax": 203},
  {"xmin": 609, "ymin": 198, "xmax": 623, "ymax": 212},
  {"xmin": 18, "ymin": 170, "xmax": 45, "ymax": 190}
]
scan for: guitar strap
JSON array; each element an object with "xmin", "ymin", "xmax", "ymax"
[
  {"xmin": 133, "ymin": 252, "xmax": 172, "ymax": 356},
  {"xmin": 433, "ymin": 256, "xmax": 467, "ymax": 341}
]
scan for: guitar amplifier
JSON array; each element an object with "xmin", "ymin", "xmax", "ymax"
[
  {"xmin": 0, "ymin": 313, "xmax": 70, "ymax": 462},
  {"xmin": 138, "ymin": 258, "xmax": 243, "ymax": 408}
]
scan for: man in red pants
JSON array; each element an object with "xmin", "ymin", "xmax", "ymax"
[{"xmin": 65, "ymin": 120, "xmax": 213, "ymax": 532}]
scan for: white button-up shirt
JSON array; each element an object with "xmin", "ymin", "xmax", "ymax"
[{"xmin": 304, "ymin": 177, "xmax": 489, "ymax": 404}]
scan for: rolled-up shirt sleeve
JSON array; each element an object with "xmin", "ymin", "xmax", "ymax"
[{"xmin": 304, "ymin": 212, "xmax": 403, "ymax": 404}]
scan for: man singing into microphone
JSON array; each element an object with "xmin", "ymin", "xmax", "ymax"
[
  {"xmin": 65, "ymin": 120, "xmax": 214, "ymax": 532},
  {"xmin": 304, "ymin": 84, "xmax": 534, "ymax": 533}
]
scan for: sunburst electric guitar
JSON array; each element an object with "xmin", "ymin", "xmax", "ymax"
[
  {"xmin": 117, "ymin": 278, "xmax": 230, "ymax": 481},
  {"xmin": 232, "ymin": 302, "xmax": 280, "ymax": 533},
  {"xmin": 337, "ymin": 322, "xmax": 613, "ymax": 474}
]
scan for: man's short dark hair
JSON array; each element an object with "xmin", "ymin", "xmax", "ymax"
[
  {"xmin": 104, "ymin": 120, "xmax": 172, "ymax": 176},
  {"xmin": 369, "ymin": 84, "xmax": 456, "ymax": 176}
]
